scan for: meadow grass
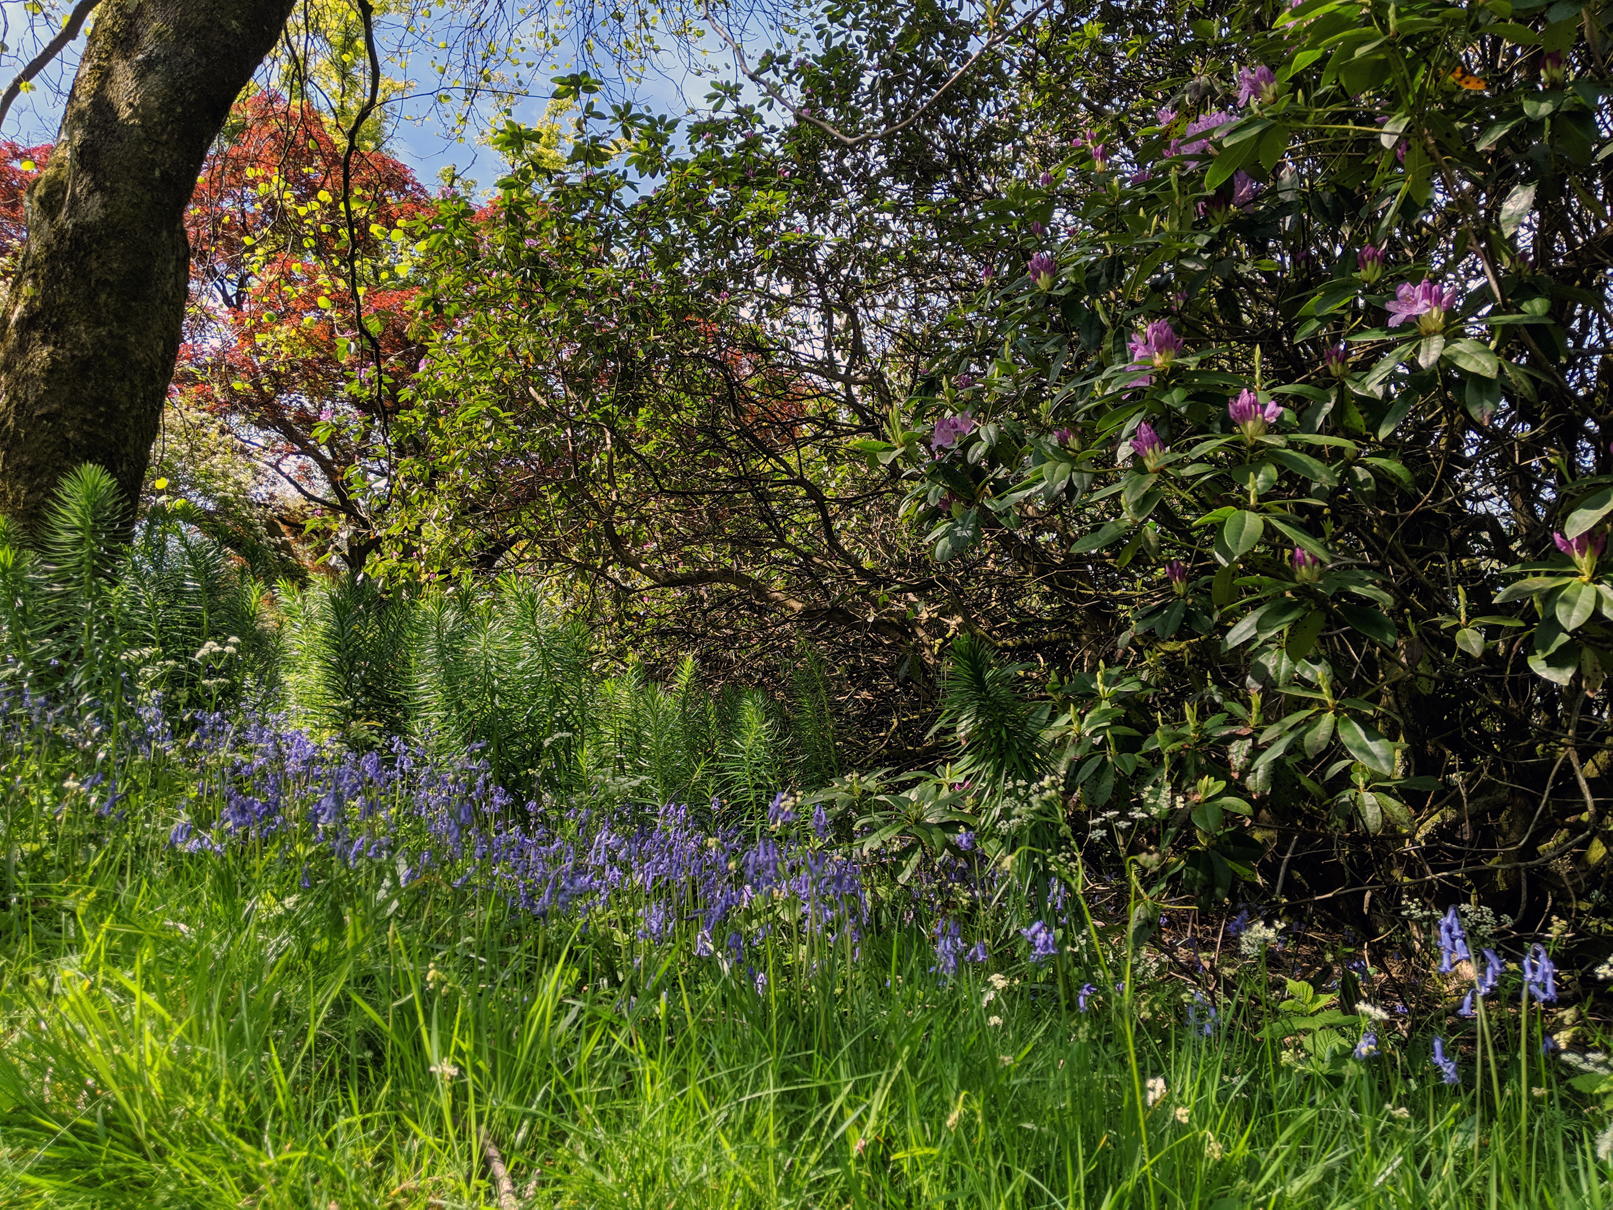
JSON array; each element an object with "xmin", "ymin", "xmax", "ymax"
[{"xmin": 0, "ymin": 787, "xmax": 1606, "ymax": 1210}]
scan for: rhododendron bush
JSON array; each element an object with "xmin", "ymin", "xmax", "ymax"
[{"xmin": 377, "ymin": 0, "xmax": 1613, "ymax": 924}]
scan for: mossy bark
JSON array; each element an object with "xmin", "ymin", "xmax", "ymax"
[{"xmin": 0, "ymin": 0, "xmax": 296, "ymax": 533}]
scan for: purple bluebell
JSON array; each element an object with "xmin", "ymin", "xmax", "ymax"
[
  {"xmin": 1438, "ymin": 905, "xmax": 1471, "ymax": 973},
  {"xmin": 1022, "ymin": 920, "xmax": 1058, "ymax": 963},
  {"xmin": 1432, "ymin": 1036, "xmax": 1460, "ymax": 1085},
  {"xmin": 1522, "ymin": 944, "xmax": 1558, "ymax": 1004}
]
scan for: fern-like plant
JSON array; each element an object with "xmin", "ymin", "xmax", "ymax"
[{"xmin": 934, "ymin": 632, "xmax": 1051, "ymax": 789}]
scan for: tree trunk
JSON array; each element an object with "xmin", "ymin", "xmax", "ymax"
[{"xmin": 0, "ymin": 0, "xmax": 296, "ymax": 533}]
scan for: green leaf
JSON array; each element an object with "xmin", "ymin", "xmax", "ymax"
[
  {"xmin": 1212, "ymin": 563, "xmax": 1238, "ymax": 608},
  {"xmin": 1205, "ymin": 133, "xmax": 1262, "ymax": 189},
  {"xmin": 1336, "ymin": 603, "xmax": 1398, "ymax": 646},
  {"xmin": 1072, "ymin": 519, "xmax": 1131, "ymax": 553},
  {"xmin": 1494, "ymin": 574, "xmax": 1578, "ymax": 603},
  {"xmin": 1417, "ymin": 334, "xmax": 1445, "ymax": 370},
  {"xmin": 1258, "ymin": 122, "xmax": 1290, "ymax": 173},
  {"xmin": 1286, "ymin": 608, "xmax": 1327, "ymax": 661},
  {"xmin": 1225, "ymin": 600, "xmax": 1283, "ymax": 648},
  {"xmin": 1500, "ymin": 182, "xmax": 1537, "ymax": 237},
  {"xmin": 1442, "ymin": 338, "xmax": 1499, "ymax": 378},
  {"xmin": 1266, "ymin": 447, "xmax": 1337, "ymax": 487},
  {"xmin": 1303, "ymin": 712, "xmax": 1336, "ymax": 758},
  {"xmin": 1361, "ymin": 456, "xmax": 1415, "ymax": 493},
  {"xmin": 1255, "ymin": 599, "xmax": 1314, "ymax": 639},
  {"xmin": 1455, "ymin": 628, "xmax": 1485, "ymax": 658},
  {"xmin": 1556, "ymin": 579, "xmax": 1596, "ymax": 631},
  {"xmin": 1564, "ymin": 486, "xmax": 1613, "ymax": 538},
  {"xmin": 1337, "ymin": 715, "xmax": 1395, "ymax": 775},
  {"xmin": 1222, "ymin": 510, "xmax": 1265, "ymax": 559}
]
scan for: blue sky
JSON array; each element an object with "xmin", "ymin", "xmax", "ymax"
[{"xmin": 0, "ymin": 2, "xmax": 780, "ymax": 195}]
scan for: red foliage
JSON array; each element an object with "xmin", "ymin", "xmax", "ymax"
[{"xmin": 169, "ymin": 95, "xmax": 437, "ymax": 538}]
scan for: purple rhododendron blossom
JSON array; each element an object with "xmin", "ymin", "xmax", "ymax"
[
  {"xmin": 1165, "ymin": 559, "xmax": 1189, "ymax": 593},
  {"xmin": 1167, "ymin": 111, "xmax": 1232, "ymax": 166},
  {"xmin": 1236, "ymin": 65, "xmax": 1277, "ymax": 107},
  {"xmin": 1229, "ymin": 389, "xmax": 1281, "ymax": 439},
  {"xmin": 1130, "ymin": 422, "xmax": 1167, "ymax": 471},
  {"xmin": 1554, "ymin": 530, "xmax": 1606, "ymax": 560},
  {"xmin": 1028, "ymin": 251, "xmax": 1057, "ymax": 290},
  {"xmin": 1385, "ymin": 279, "xmax": 1458, "ymax": 335},
  {"xmin": 1324, "ymin": 342, "xmax": 1350, "ymax": 378},
  {"xmin": 1231, "ymin": 170, "xmax": 1260, "ymax": 209},
  {"xmin": 1127, "ymin": 319, "xmax": 1183, "ymax": 371},
  {"xmin": 931, "ymin": 411, "xmax": 976, "ymax": 451}
]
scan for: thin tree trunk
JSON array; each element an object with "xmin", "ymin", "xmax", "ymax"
[{"xmin": 0, "ymin": 0, "xmax": 296, "ymax": 533}]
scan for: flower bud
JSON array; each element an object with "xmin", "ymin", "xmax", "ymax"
[
  {"xmin": 1165, "ymin": 559, "xmax": 1189, "ymax": 594},
  {"xmin": 1027, "ymin": 251, "xmax": 1057, "ymax": 291},
  {"xmin": 1291, "ymin": 547, "xmax": 1322, "ymax": 583},
  {"xmin": 1130, "ymin": 422, "xmax": 1167, "ymax": 472},
  {"xmin": 1357, "ymin": 244, "xmax": 1385, "ymax": 285},
  {"xmin": 1324, "ymin": 342, "xmax": 1350, "ymax": 379}
]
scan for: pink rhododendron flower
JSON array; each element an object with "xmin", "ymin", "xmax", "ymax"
[
  {"xmin": 1228, "ymin": 389, "xmax": 1281, "ymax": 440},
  {"xmin": 931, "ymin": 411, "xmax": 976, "ymax": 451},
  {"xmin": 1237, "ymin": 65, "xmax": 1277, "ymax": 108},
  {"xmin": 1386, "ymin": 280, "xmax": 1459, "ymax": 335}
]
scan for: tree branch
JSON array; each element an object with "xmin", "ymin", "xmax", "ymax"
[{"xmin": 0, "ymin": 0, "xmax": 101, "ymax": 134}]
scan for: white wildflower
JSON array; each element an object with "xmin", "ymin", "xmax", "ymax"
[
  {"xmin": 1174, "ymin": 1105, "xmax": 1190, "ymax": 1124},
  {"xmin": 987, "ymin": 1015, "xmax": 1004, "ymax": 1027},
  {"xmin": 428, "ymin": 1061, "xmax": 460, "ymax": 1081},
  {"xmin": 1357, "ymin": 1002, "xmax": 1391, "ymax": 1021},
  {"xmin": 1145, "ymin": 1076, "xmax": 1167, "ymax": 1108},
  {"xmin": 1203, "ymin": 1134, "xmax": 1225, "ymax": 1161},
  {"xmin": 1560, "ymin": 1051, "xmax": 1613, "ymax": 1076},
  {"xmin": 1238, "ymin": 921, "xmax": 1281, "ymax": 958},
  {"xmin": 1597, "ymin": 1122, "xmax": 1613, "ymax": 1164}
]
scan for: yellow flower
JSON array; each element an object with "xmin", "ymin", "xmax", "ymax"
[{"xmin": 153, "ymin": 478, "xmax": 168, "ymax": 490}]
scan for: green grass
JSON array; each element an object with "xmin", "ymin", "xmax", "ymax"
[{"xmin": 0, "ymin": 746, "xmax": 1608, "ymax": 1208}]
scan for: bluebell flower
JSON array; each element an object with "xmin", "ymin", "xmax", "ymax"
[
  {"xmin": 965, "ymin": 940, "xmax": 990, "ymax": 964},
  {"xmin": 1478, "ymin": 948, "xmax": 1504, "ymax": 996},
  {"xmin": 1522, "ymin": 944, "xmax": 1558, "ymax": 1004},
  {"xmin": 1077, "ymin": 982, "xmax": 1098, "ymax": 1012},
  {"xmin": 933, "ymin": 918, "xmax": 965, "ymax": 976},
  {"xmin": 1457, "ymin": 990, "xmax": 1476, "ymax": 1018},
  {"xmin": 1432, "ymin": 1036, "xmax": 1460, "ymax": 1085},
  {"xmin": 1188, "ymin": 993, "xmax": 1217, "ymax": 1037},
  {"xmin": 1354, "ymin": 1032, "xmax": 1379, "ymax": 1059},
  {"xmin": 1021, "ymin": 920, "xmax": 1057, "ymax": 963},
  {"xmin": 1438, "ymin": 906, "xmax": 1471, "ymax": 973}
]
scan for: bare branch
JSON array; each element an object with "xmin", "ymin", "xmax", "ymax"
[
  {"xmin": 701, "ymin": 0, "xmax": 1051, "ymax": 150},
  {"xmin": 0, "ymin": 0, "xmax": 102, "ymax": 134}
]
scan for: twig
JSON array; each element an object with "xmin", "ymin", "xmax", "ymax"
[
  {"xmin": 0, "ymin": 0, "xmax": 101, "ymax": 133},
  {"xmin": 479, "ymin": 1125, "xmax": 520, "ymax": 1210},
  {"xmin": 702, "ymin": 0, "xmax": 1053, "ymax": 150}
]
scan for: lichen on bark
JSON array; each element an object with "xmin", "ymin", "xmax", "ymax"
[{"xmin": 0, "ymin": 0, "xmax": 297, "ymax": 534}]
